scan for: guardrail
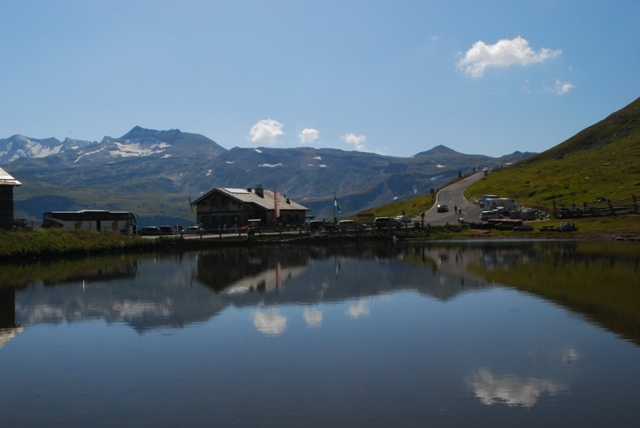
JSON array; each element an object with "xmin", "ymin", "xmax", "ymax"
[{"xmin": 553, "ymin": 195, "xmax": 639, "ymax": 218}]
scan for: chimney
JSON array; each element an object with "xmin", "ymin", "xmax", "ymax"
[{"xmin": 255, "ymin": 184, "xmax": 264, "ymax": 197}]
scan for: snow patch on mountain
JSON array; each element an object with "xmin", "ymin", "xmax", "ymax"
[
  {"xmin": 75, "ymin": 147, "xmax": 106, "ymax": 163},
  {"xmin": 31, "ymin": 143, "xmax": 63, "ymax": 158},
  {"xmin": 109, "ymin": 142, "xmax": 170, "ymax": 158}
]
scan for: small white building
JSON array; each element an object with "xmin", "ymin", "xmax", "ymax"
[{"xmin": 0, "ymin": 168, "xmax": 21, "ymax": 229}]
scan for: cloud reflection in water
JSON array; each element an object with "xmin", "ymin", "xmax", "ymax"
[
  {"xmin": 469, "ymin": 367, "xmax": 566, "ymax": 408},
  {"xmin": 303, "ymin": 308, "xmax": 323, "ymax": 328},
  {"xmin": 346, "ymin": 299, "xmax": 370, "ymax": 319},
  {"xmin": 253, "ymin": 309, "xmax": 287, "ymax": 336}
]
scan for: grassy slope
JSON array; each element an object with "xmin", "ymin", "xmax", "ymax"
[
  {"xmin": 465, "ymin": 96, "xmax": 640, "ymax": 209},
  {"xmin": 351, "ymin": 97, "xmax": 640, "ymax": 235},
  {"xmin": 0, "ymin": 229, "xmax": 158, "ymax": 259}
]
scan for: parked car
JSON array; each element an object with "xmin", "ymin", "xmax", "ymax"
[
  {"xmin": 373, "ymin": 217, "xmax": 401, "ymax": 229},
  {"xmin": 395, "ymin": 215, "xmax": 412, "ymax": 224},
  {"xmin": 338, "ymin": 220, "xmax": 365, "ymax": 231},
  {"xmin": 138, "ymin": 226, "xmax": 161, "ymax": 236},
  {"xmin": 308, "ymin": 220, "xmax": 335, "ymax": 231},
  {"xmin": 159, "ymin": 225, "xmax": 174, "ymax": 235},
  {"xmin": 437, "ymin": 204, "xmax": 449, "ymax": 213},
  {"xmin": 494, "ymin": 206, "xmax": 510, "ymax": 215},
  {"xmin": 479, "ymin": 210, "xmax": 504, "ymax": 221},
  {"xmin": 183, "ymin": 225, "xmax": 202, "ymax": 234}
]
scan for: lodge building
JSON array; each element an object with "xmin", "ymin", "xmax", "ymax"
[
  {"xmin": 0, "ymin": 168, "xmax": 21, "ymax": 230},
  {"xmin": 191, "ymin": 185, "xmax": 309, "ymax": 229}
]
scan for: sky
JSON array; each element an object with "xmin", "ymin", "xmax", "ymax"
[{"xmin": 1, "ymin": 0, "xmax": 639, "ymax": 158}]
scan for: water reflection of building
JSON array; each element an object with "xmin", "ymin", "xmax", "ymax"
[
  {"xmin": 0, "ymin": 287, "xmax": 22, "ymax": 349},
  {"xmin": 196, "ymin": 248, "xmax": 310, "ymax": 293}
]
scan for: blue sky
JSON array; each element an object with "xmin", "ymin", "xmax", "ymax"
[{"xmin": 1, "ymin": 0, "xmax": 639, "ymax": 158}]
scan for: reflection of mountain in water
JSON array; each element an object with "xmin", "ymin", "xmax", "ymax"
[
  {"xmin": 12, "ymin": 254, "xmax": 226, "ymax": 333},
  {"xmin": 7, "ymin": 244, "xmax": 490, "ymax": 334},
  {"xmin": 10, "ymin": 241, "xmax": 636, "ymax": 338},
  {"xmin": 467, "ymin": 241, "xmax": 640, "ymax": 346}
]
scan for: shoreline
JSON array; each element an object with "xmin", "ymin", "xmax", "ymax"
[{"xmin": 1, "ymin": 223, "xmax": 638, "ymax": 262}]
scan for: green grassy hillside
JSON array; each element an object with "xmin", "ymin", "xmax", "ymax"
[{"xmin": 466, "ymin": 96, "xmax": 640, "ymax": 209}]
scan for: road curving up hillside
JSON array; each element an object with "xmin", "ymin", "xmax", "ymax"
[{"xmin": 415, "ymin": 172, "xmax": 486, "ymax": 225}]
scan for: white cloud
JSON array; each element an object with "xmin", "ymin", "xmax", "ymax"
[
  {"xmin": 253, "ymin": 310, "xmax": 287, "ymax": 336},
  {"xmin": 342, "ymin": 133, "xmax": 367, "ymax": 151},
  {"xmin": 304, "ymin": 308, "xmax": 323, "ymax": 328},
  {"xmin": 249, "ymin": 119, "xmax": 284, "ymax": 144},
  {"xmin": 299, "ymin": 128, "xmax": 320, "ymax": 144},
  {"xmin": 545, "ymin": 79, "xmax": 574, "ymax": 95},
  {"xmin": 457, "ymin": 36, "xmax": 561, "ymax": 78}
]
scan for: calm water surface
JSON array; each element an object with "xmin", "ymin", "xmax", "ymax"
[{"xmin": 1, "ymin": 241, "xmax": 639, "ymax": 427}]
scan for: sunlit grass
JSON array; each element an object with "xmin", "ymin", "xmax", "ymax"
[{"xmin": 0, "ymin": 229, "xmax": 157, "ymax": 259}]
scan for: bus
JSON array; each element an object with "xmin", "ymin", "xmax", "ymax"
[{"xmin": 42, "ymin": 210, "xmax": 138, "ymax": 234}]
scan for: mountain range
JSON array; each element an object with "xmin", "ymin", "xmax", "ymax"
[{"xmin": 1, "ymin": 126, "xmax": 534, "ymax": 226}]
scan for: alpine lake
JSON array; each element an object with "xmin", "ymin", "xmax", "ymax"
[{"xmin": 1, "ymin": 240, "xmax": 639, "ymax": 427}]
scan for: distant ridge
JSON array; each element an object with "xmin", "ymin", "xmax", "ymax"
[{"xmin": 3, "ymin": 126, "xmax": 535, "ymax": 225}]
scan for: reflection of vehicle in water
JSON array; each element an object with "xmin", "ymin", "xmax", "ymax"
[{"xmin": 43, "ymin": 210, "xmax": 138, "ymax": 234}]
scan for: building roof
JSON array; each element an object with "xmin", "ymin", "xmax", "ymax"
[
  {"xmin": 0, "ymin": 168, "xmax": 21, "ymax": 186},
  {"xmin": 193, "ymin": 187, "xmax": 308, "ymax": 211}
]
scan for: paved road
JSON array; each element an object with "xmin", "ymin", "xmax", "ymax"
[{"xmin": 413, "ymin": 172, "xmax": 486, "ymax": 225}]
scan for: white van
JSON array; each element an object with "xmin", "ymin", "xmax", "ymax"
[{"xmin": 479, "ymin": 195, "xmax": 499, "ymax": 208}]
